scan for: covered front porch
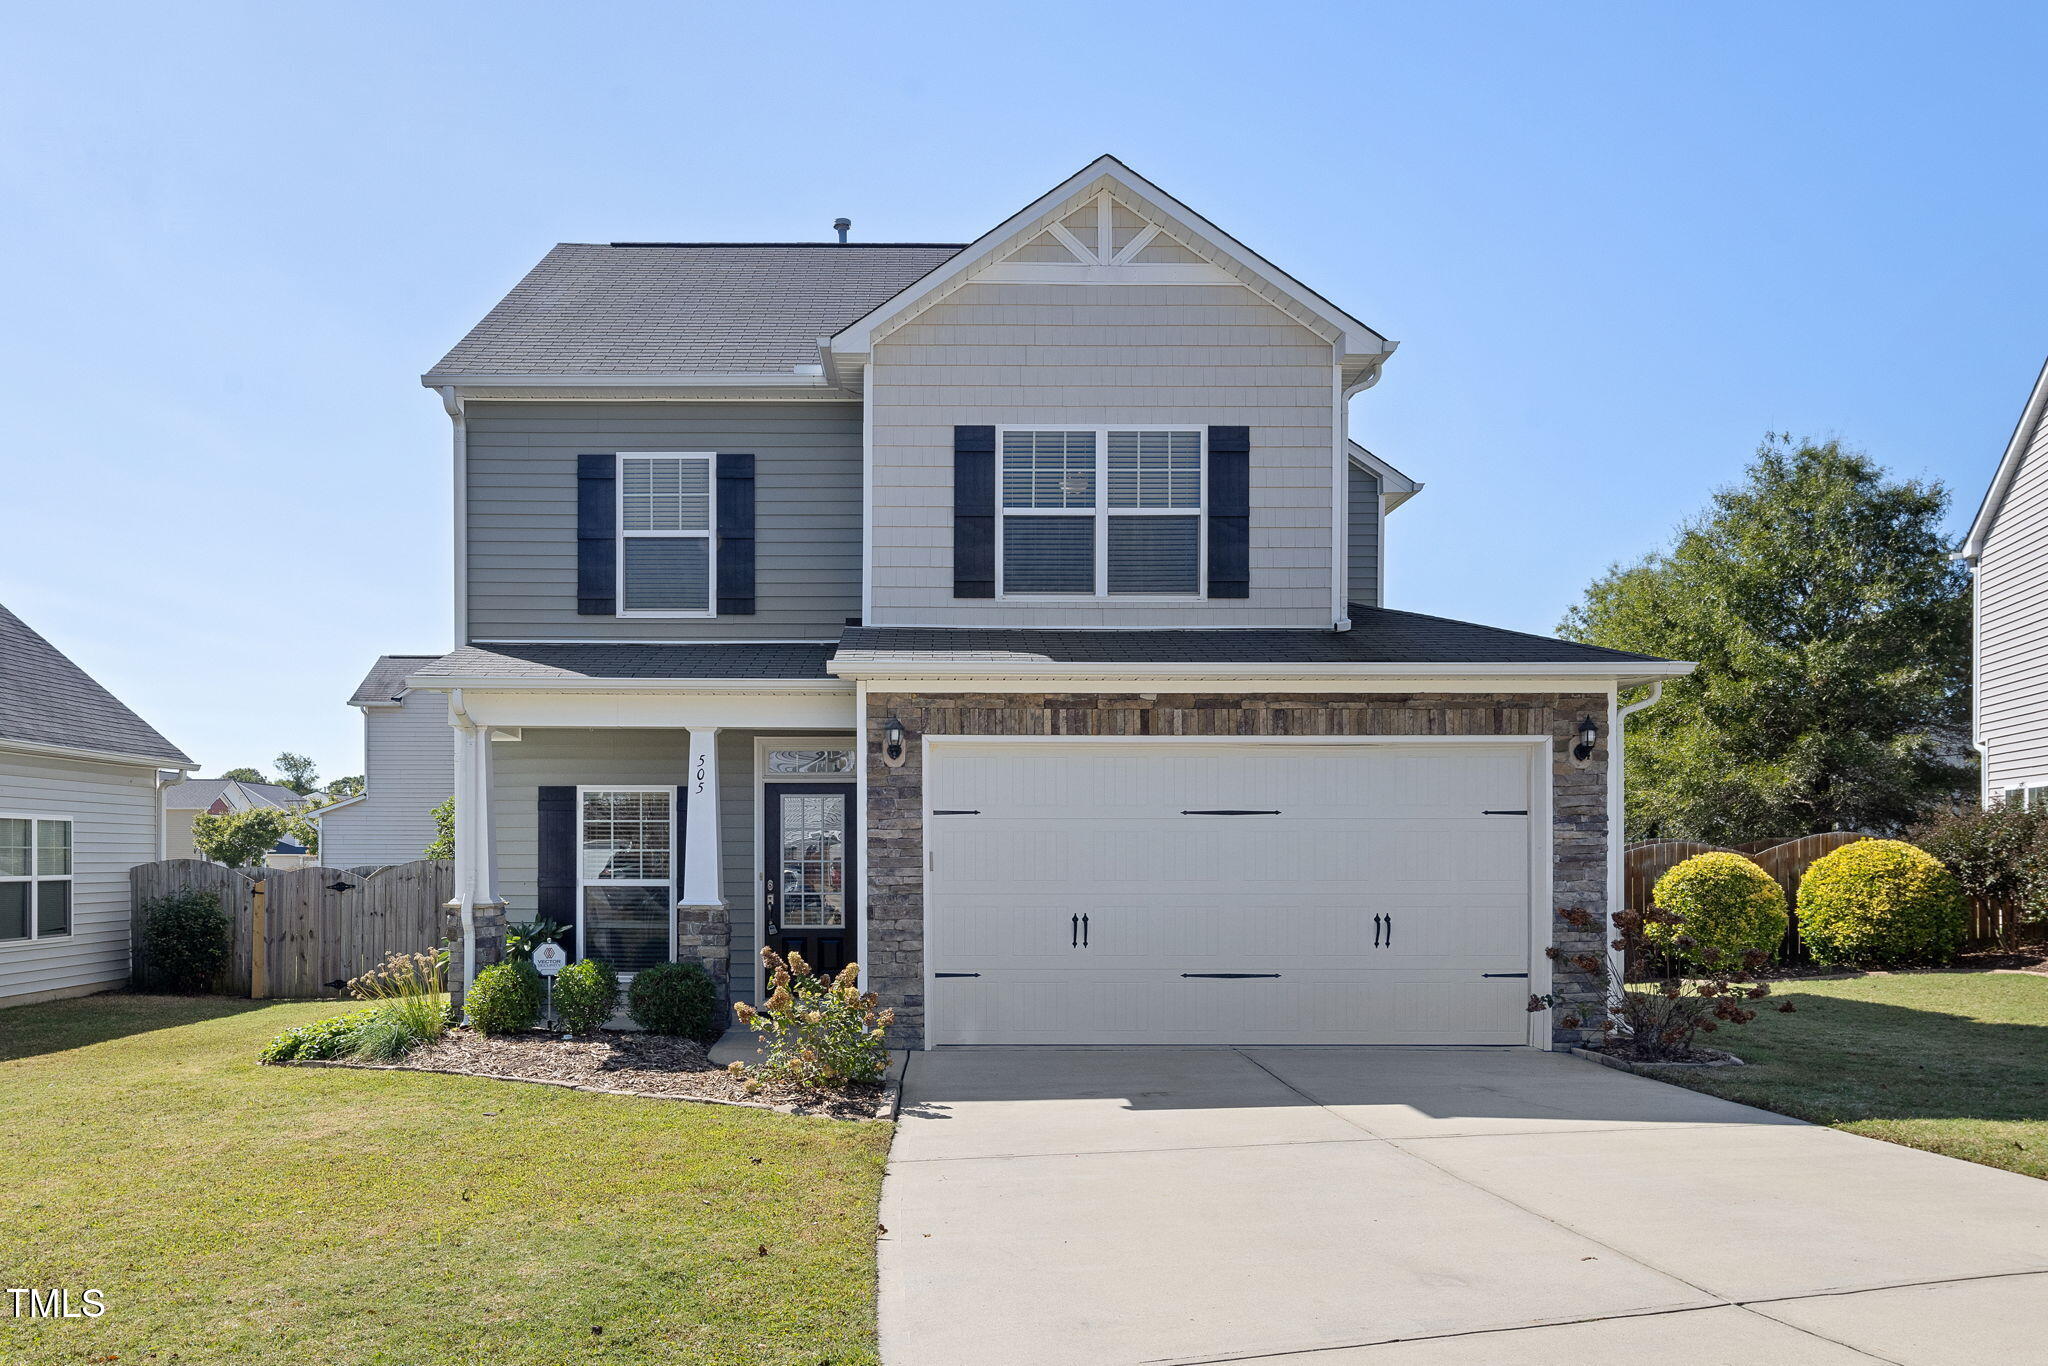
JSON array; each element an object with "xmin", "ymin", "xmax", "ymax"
[{"xmin": 406, "ymin": 656, "xmax": 862, "ymax": 1013}]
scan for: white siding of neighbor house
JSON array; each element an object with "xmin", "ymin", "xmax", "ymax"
[
  {"xmin": 0, "ymin": 749, "xmax": 161, "ymax": 1004},
  {"xmin": 319, "ymin": 693, "xmax": 456, "ymax": 867},
  {"xmin": 865, "ymin": 280, "xmax": 1340, "ymax": 627},
  {"xmin": 1347, "ymin": 464, "xmax": 1382, "ymax": 608},
  {"xmin": 464, "ymin": 400, "xmax": 862, "ymax": 642},
  {"xmin": 1979, "ymin": 406, "xmax": 2048, "ymax": 798},
  {"xmin": 487, "ymin": 729, "xmax": 769, "ymax": 1006}
]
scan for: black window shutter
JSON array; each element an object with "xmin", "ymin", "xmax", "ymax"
[
  {"xmin": 536, "ymin": 786, "xmax": 578, "ymax": 958},
  {"xmin": 953, "ymin": 425, "xmax": 996, "ymax": 598},
  {"xmin": 716, "ymin": 453, "xmax": 756, "ymax": 615},
  {"xmin": 1206, "ymin": 426, "xmax": 1250, "ymax": 599},
  {"xmin": 576, "ymin": 454, "xmax": 617, "ymax": 615}
]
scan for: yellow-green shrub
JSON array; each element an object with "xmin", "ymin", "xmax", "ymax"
[
  {"xmin": 1647, "ymin": 852, "xmax": 1788, "ymax": 967},
  {"xmin": 1797, "ymin": 839, "xmax": 1968, "ymax": 967}
]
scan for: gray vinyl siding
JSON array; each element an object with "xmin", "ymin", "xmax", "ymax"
[
  {"xmin": 866, "ymin": 281, "xmax": 1340, "ymax": 627},
  {"xmin": 1979, "ymin": 407, "xmax": 2048, "ymax": 796},
  {"xmin": 0, "ymin": 749, "xmax": 161, "ymax": 1004},
  {"xmin": 319, "ymin": 694, "xmax": 455, "ymax": 867},
  {"xmin": 1347, "ymin": 464, "xmax": 1382, "ymax": 608},
  {"xmin": 464, "ymin": 401, "xmax": 861, "ymax": 642}
]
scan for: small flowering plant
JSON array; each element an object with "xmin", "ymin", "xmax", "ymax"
[
  {"xmin": 731, "ymin": 947, "xmax": 894, "ymax": 1086},
  {"xmin": 1529, "ymin": 905, "xmax": 1791, "ymax": 1062}
]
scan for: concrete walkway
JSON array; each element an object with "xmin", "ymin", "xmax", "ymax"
[{"xmin": 878, "ymin": 1046, "xmax": 2048, "ymax": 1365}]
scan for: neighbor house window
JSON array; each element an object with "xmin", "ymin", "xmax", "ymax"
[
  {"xmin": 577, "ymin": 788, "xmax": 673, "ymax": 973},
  {"xmin": 998, "ymin": 428, "xmax": 1204, "ymax": 597},
  {"xmin": 618, "ymin": 453, "xmax": 715, "ymax": 615},
  {"xmin": 0, "ymin": 816, "xmax": 72, "ymax": 942}
]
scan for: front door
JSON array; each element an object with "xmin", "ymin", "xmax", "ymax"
[{"xmin": 762, "ymin": 782, "xmax": 857, "ymax": 977}]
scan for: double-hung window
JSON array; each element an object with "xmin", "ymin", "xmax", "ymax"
[
  {"xmin": 0, "ymin": 816, "xmax": 72, "ymax": 942},
  {"xmin": 618, "ymin": 453, "xmax": 715, "ymax": 616},
  {"xmin": 577, "ymin": 787, "xmax": 673, "ymax": 973},
  {"xmin": 999, "ymin": 427, "xmax": 1204, "ymax": 597}
]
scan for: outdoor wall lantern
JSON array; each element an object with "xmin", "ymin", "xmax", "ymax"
[
  {"xmin": 881, "ymin": 716, "xmax": 908, "ymax": 769},
  {"xmin": 1572, "ymin": 716, "xmax": 1599, "ymax": 763}
]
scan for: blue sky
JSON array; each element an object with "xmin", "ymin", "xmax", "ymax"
[{"xmin": 3, "ymin": 2, "xmax": 2043, "ymax": 781}]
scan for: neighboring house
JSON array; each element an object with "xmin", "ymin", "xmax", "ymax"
[
  {"xmin": 1961, "ymin": 355, "xmax": 2048, "ymax": 810},
  {"xmin": 160, "ymin": 776, "xmax": 311, "ymax": 861},
  {"xmin": 0, "ymin": 602, "xmax": 194, "ymax": 1006},
  {"xmin": 401, "ymin": 155, "xmax": 1690, "ymax": 1049},
  {"xmin": 311, "ymin": 654, "xmax": 454, "ymax": 866}
]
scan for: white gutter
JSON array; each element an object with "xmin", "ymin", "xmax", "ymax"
[
  {"xmin": 424, "ymin": 371, "xmax": 840, "ymax": 389},
  {"xmin": 439, "ymin": 385, "xmax": 467, "ymax": 646},
  {"xmin": 0, "ymin": 737, "xmax": 199, "ymax": 771},
  {"xmin": 403, "ymin": 674, "xmax": 854, "ymax": 694},
  {"xmin": 826, "ymin": 658, "xmax": 1697, "ymax": 685}
]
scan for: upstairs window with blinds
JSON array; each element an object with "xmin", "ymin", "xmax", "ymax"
[
  {"xmin": 998, "ymin": 428, "xmax": 1204, "ymax": 597},
  {"xmin": 618, "ymin": 454, "xmax": 715, "ymax": 615}
]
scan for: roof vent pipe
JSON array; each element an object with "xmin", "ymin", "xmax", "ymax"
[{"xmin": 833, "ymin": 217, "xmax": 851, "ymax": 244}]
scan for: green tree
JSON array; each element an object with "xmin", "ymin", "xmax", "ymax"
[
  {"xmin": 191, "ymin": 808, "xmax": 291, "ymax": 869},
  {"xmin": 424, "ymin": 798, "xmax": 454, "ymax": 860},
  {"xmin": 1563, "ymin": 436, "xmax": 1973, "ymax": 842},
  {"xmin": 218, "ymin": 767, "xmax": 265, "ymax": 783},
  {"xmin": 326, "ymin": 775, "xmax": 365, "ymax": 799},
  {"xmin": 273, "ymin": 752, "xmax": 320, "ymax": 795}
]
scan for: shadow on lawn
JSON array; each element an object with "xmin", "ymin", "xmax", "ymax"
[
  {"xmin": 1717, "ymin": 986, "xmax": 2048, "ymax": 1125},
  {"xmin": 0, "ymin": 991, "xmax": 272, "ymax": 1065}
]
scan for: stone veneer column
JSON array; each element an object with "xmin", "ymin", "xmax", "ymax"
[{"xmin": 862, "ymin": 692, "xmax": 1611, "ymax": 1050}]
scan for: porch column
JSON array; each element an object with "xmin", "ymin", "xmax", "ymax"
[
  {"xmin": 447, "ymin": 703, "xmax": 509, "ymax": 1008},
  {"xmin": 676, "ymin": 726, "xmax": 727, "ymax": 992}
]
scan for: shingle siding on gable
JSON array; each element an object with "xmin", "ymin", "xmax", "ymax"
[
  {"xmin": 1347, "ymin": 464, "xmax": 1382, "ymax": 609},
  {"xmin": 464, "ymin": 401, "xmax": 861, "ymax": 642},
  {"xmin": 1979, "ymin": 409, "xmax": 2048, "ymax": 795},
  {"xmin": 865, "ymin": 281, "xmax": 1339, "ymax": 628}
]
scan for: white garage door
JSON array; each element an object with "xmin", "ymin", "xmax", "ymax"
[{"xmin": 925, "ymin": 740, "xmax": 1540, "ymax": 1046}]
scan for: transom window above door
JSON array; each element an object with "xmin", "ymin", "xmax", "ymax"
[
  {"xmin": 999, "ymin": 428, "xmax": 1204, "ymax": 598},
  {"xmin": 618, "ymin": 453, "xmax": 714, "ymax": 616}
]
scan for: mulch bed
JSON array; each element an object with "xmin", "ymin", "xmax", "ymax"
[{"xmin": 328, "ymin": 1029, "xmax": 887, "ymax": 1120}]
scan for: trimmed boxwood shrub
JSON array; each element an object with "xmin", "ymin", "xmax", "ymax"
[
  {"xmin": 1797, "ymin": 839, "xmax": 1968, "ymax": 967},
  {"xmin": 139, "ymin": 889, "xmax": 232, "ymax": 992},
  {"xmin": 1647, "ymin": 852, "xmax": 1788, "ymax": 967},
  {"xmin": 466, "ymin": 961, "xmax": 543, "ymax": 1035},
  {"xmin": 553, "ymin": 958, "xmax": 619, "ymax": 1034},
  {"xmin": 627, "ymin": 960, "xmax": 720, "ymax": 1042}
]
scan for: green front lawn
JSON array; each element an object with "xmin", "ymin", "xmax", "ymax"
[
  {"xmin": 0, "ymin": 995, "xmax": 890, "ymax": 1365},
  {"xmin": 1657, "ymin": 970, "xmax": 2048, "ymax": 1180}
]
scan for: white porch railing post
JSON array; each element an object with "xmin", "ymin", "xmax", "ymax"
[{"xmin": 679, "ymin": 727, "xmax": 723, "ymax": 911}]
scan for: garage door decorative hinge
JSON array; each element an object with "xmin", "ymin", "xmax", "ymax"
[
  {"xmin": 1481, "ymin": 972, "xmax": 1529, "ymax": 979},
  {"xmin": 1481, "ymin": 809, "xmax": 1528, "ymax": 816},
  {"xmin": 1180, "ymin": 809, "xmax": 1282, "ymax": 816},
  {"xmin": 935, "ymin": 972, "xmax": 981, "ymax": 978},
  {"xmin": 1181, "ymin": 972, "xmax": 1281, "ymax": 979},
  {"xmin": 932, "ymin": 809, "xmax": 980, "ymax": 815}
]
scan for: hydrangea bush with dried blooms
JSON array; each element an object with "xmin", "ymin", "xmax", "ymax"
[
  {"xmin": 731, "ymin": 947, "xmax": 894, "ymax": 1087},
  {"xmin": 1528, "ymin": 905, "xmax": 1793, "ymax": 1063}
]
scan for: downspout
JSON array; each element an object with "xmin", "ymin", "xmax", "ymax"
[
  {"xmin": 439, "ymin": 386, "xmax": 468, "ymax": 646},
  {"xmin": 1334, "ymin": 353, "xmax": 1393, "ymax": 632},
  {"xmin": 1955, "ymin": 549, "xmax": 1987, "ymax": 804},
  {"xmin": 1606, "ymin": 680, "xmax": 1667, "ymax": 1006}
]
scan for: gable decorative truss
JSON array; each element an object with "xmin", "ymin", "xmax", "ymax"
[
  {"xmin": 1961, "ymin": 353, "xmax": 2048, "ymax": 563},
  {"xmin": 827, "ymin": 155, "xmax": 1396, "ymax": 391}
]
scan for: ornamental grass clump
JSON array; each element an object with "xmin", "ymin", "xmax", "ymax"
[
  {"xmin": 553, "ymin": 958, "xmax": 619, "ymax": 1034},
  {"xmin": 1798, "ymin": 839, "xmax": 1969, "ymax": 967},
  {"xmin": 343, "ymin": 949, "xmax": 448, "ymax": 1060},
  {"xmin": 732, "ymin": 947, "xmax": 893, "ymax": 1086},
  {"xmin": 1645, "ymin": 852, "xmax": 1789, "ymax": 970}
]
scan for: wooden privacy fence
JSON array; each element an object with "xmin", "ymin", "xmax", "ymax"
[{"xmin": 130, "ymin": 859, "xmax": 452, "ymax": 998}]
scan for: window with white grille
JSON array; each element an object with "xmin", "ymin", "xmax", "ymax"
[
  {"xmin": 0, "ymin": 816, "xmax": 71, "ymax": 942},
  {"xmin": 618, "ymin": 454, "xmax": 714, "ymax": 615},
  {"xmin": 998, "ymin": 428, "xmax": 1203, "ymax": 597}
]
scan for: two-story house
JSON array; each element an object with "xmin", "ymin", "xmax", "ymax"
[
  {"xmin": 394, "ymin": 156, "xmax": 1689, "ymax": 1049},
  {"xmin": 1962, "ymin": 356, "xmax": 2048, "ymax": 809}
]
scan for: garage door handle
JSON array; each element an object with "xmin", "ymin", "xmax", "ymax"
[
  {"xmin": 1082, "ymin": 913, "xmax": 1089, "ymax": 947},
  {"xmin": 1182, "ymin": 973, "xmax": 1281, "ymax": 979},
  {"xmin": 1373, "ymin": 913, "xmax": 1383, "ymax": 947},
  {"xmin": 1181, "ymin": 809, "xmax": 1282, "ymax": 816}
]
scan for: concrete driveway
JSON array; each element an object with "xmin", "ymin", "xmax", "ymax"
[{"xmin": 879, "ymin": 1047, "xmax": 2048, "ymax": 1365}]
